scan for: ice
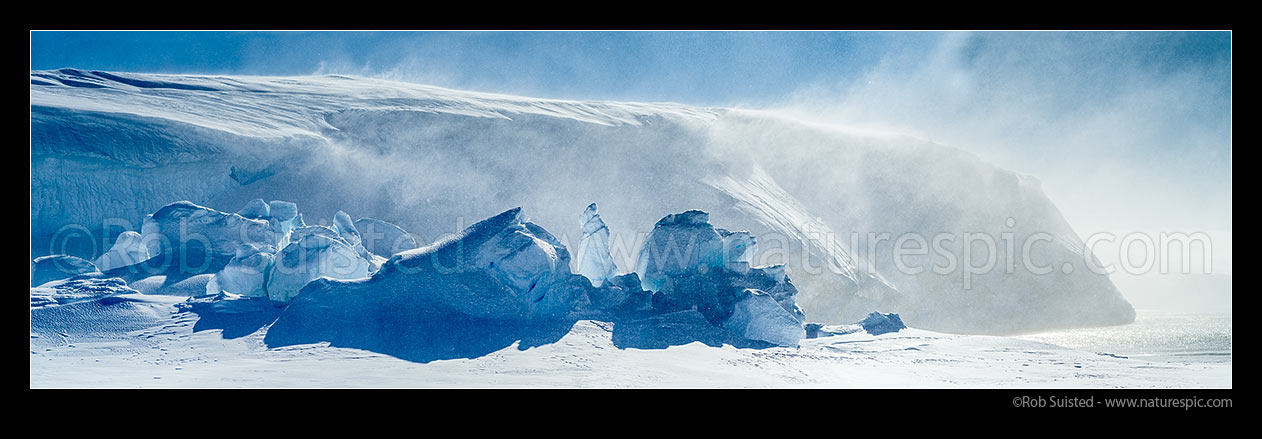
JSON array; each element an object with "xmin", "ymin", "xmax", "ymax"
[
  {"xmin": 576, "ymin": 203, "xmax": 618, "ymax": 287},
  {"xmin": 635, "ymin": 210, "xmax": 726, "ymax": 293},
  {"xmin": 28, "ymin": 69, "xmax": 1136, "ymax": 334},
  {"xmin": 651, "ymin": 267, "xmax": 808, "ymax": 344},
  {"xmin": 31, "ymin": 255, "xmax": 99, "ymax": 287},
  {"xmin": 29, "ymin": 277, "xmax": 137, "ymax": 308},
  {"xmin": 266, "ymin": 200, "xmax": 303, "ymax": 246},
  {"xmin": 93, "ymin": 231, "xmax": 149, "ymax": 272},
  {"xmin": 268, "ymin": 200, "xmax": 299, "ymax": 222},
  {"xmin": 206, "ymin": 243, "xmax": 277, "ymax": 297},
  {"xmin": 625, "ymin": 210, "xmax": 808, "ymax": 346},
  {"xmin": 261, "ymin": 207, "xmax": 600, "ymax": 362},
  {"xmin": 860, "ymin": 312, "xmax": 906, "ymax": 335},
  {"xmin": 328, "ymin": 210, "xmax": 377, "ymax": 262},
  {"xmin": 744, "ymin": 265, "xmax": 807, "ymax": 323},
  {"xmin": 332, "ymin": 210, "xmax": 360, "ymax": 247},
  {"xmin": 236, "ymin": 198, "xmax": 270, "ymax": 219},
  {"xmin": 716, "ymin": 228, "xmax": 756, "ymax": 272},
  {"xmin": 802, "ymin": 312, "xmax": 907, "ymax": 338},
  {"xmin": 583, "ymin": 272, "xmax": 652, "ymax": 313},
  {"xmin": 289, "ymin": 225, "xmax": 346, "ymax": 246},
  {"xmin": 275, "ymin": 207, "xmax": 590, "ymax": 320},
  {"xmin": 354, "ymin": 217, "xmax": 419, "ymax": 257},
  {"xmin": 138, "ymin": 201, "xmax": 278, "ymax": 274},
  {"xmin": 282, "ymin": 224, "xmax": 378, "ymax": 275},
  {"xmin": 722, "ymin": 289, "xmax": 806, "ymax": 347},
  {"xmin": 267, "ymin": 233, "xmax": 370, "ymax": 302},
  {"xmin": 611, "ymin": 309, "xmax": 770, "ymax": 349},
  {"xmin": 23, "ymin": 68, "xmax": 1229, "ymax": 387},
  {"xmin": 638, "ymin": 210, "xmax": 804, "ymax": 321},
  {"xmin": 803, "ymin": 322, "xmax": 862, "ymax": 338}
]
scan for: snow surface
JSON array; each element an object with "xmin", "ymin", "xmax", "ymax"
[
  {"xmin": 28, "ymin": 291, "xmax": 1228, "ymax": 388},
  {"xmin": 31, "ymin": 69, "xmax": 1133, "ymax": 334}
]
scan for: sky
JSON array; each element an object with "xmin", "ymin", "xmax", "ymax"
[
  {"xmin": 30, "ymin": 30, "xmax": 1233, "ymax": 282},
  {"xmin": 30, "ymin": 31, "xmax": 911, "ymax": 106}
]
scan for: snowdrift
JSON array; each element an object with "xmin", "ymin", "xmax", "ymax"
[{"xmin": 30, "ymin": 69, "xmax": 1134, "ymax": 334}]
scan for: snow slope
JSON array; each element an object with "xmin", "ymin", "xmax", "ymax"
[{"xmin": 31, "ymin": 69, "xmax": 1133, "ymax": 334}]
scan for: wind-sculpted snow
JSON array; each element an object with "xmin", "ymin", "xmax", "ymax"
[
  {"xmin": 30, "ymin": 69, "xmax": 1134, "ymax": 334},
  {"xmin": 30, "ymin": 277, "xmax": 138, "ymax": 308},
  {"xmin": 31, "ymin": 255, "xmax": 99, "ymax": 287}
]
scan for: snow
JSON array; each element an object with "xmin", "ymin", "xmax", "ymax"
[
  {"xmin": 25, "ymin": 203, "xmax": 1224, "ymax": 387},
  {"xmin": 30, "ymin": 69, "xmax": 1135, "ymax": 334},
  {"xmin": 30, "ymin": 277, "xmax": 137, "ymax": 308},
  {"xmin": 31, "ymin": 255, "xmax": 99, "ymax": 287},
  {"xmin": 29, "ymin": 69, "xmax": 1200, "ymax": 389},
  {"xmin": 28, "ymin": 293, "xmax": 1231, "ymax": 388},
  {"xmin": 575, "ymin": 203, "xmax": 618, "ymax": 287},
  {"xmin": 128, "ymin": 274, "xmax": 215, "ymax": 296}
]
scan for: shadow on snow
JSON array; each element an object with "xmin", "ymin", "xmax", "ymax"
[{"xmin": 183, "ymin": 298, "xmax": 773, "ymax": 364}]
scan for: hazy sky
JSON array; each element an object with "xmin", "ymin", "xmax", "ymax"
[
  {"xmin": 30, "ymin": 30, "xmax": 1232, "ymax": 275},
  {"xmin": 31, "ymin": 31, "xmax": 905, "ymax": 105}
]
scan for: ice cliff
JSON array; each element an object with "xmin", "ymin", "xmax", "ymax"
[{"xmin": 30, "ymin": 69, "xmax": 1135, "ymax": 334}]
